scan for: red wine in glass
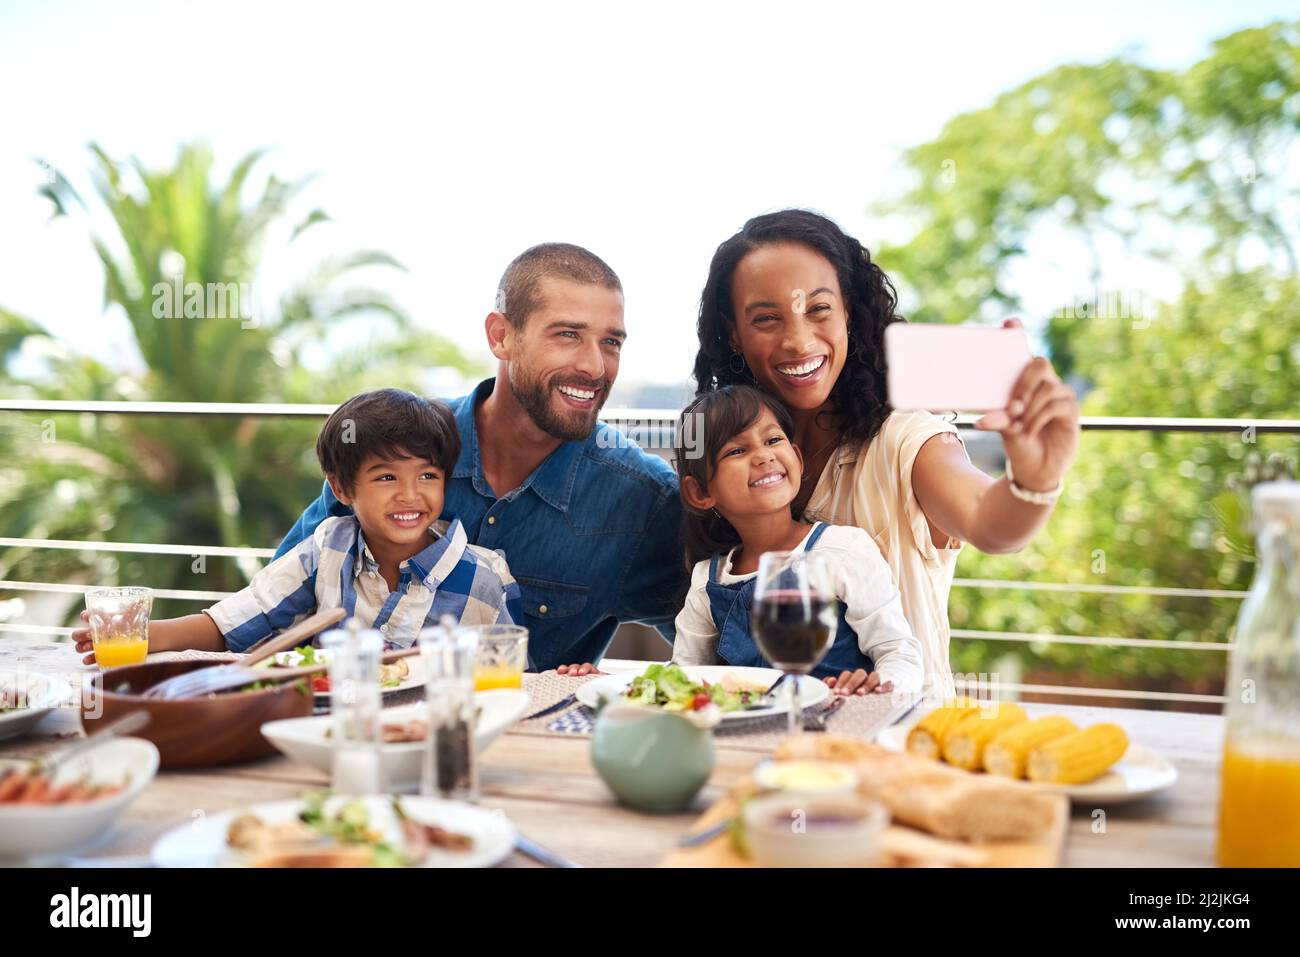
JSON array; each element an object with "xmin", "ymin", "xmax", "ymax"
[
  {"xmin": 753, "ymin": 550, "xmax": 837, "ymax": 738},
  {"xmin": 752, "ymin": 590, "xmax": 834, "ymax": 672}
]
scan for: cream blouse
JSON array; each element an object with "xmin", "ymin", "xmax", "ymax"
[{"xmin": 802, "ymin": 410, "xmax": 967, "ymax": 699}]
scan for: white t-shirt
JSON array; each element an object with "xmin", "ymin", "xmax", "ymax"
[{"xmin": 670, "ymin": 523, "xmax": 924, "ymax": 693}]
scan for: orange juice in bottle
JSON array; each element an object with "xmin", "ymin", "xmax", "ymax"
[
  {"xmin": 1216, "ymin": 482, "xmax": 1300, "ymax": 867},
  {"xmin": 1217, "ymin": 740, "xmax": 1300, "ymax": 866}
]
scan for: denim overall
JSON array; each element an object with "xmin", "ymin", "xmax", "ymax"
[{"xmin": 706, "ymin": 523, "xmax": 873, "ymax": 680}]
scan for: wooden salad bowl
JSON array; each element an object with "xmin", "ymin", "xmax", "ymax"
[{"xmin": 80, "ymin": 659, "xmax": 315, "ymax": 768}]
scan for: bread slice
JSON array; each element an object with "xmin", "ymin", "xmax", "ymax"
[{"xmin": 775, "ymin": 734, "xmax": 1061, "ymax": 843}]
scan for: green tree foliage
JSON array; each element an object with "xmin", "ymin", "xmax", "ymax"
[
  {"xmin": 877, "ymin": 22, "xmax": 1300, "ymax": 695},
  {"xmin": 1, "ymin": 144, "xmax": 482, "ymax": 621}
]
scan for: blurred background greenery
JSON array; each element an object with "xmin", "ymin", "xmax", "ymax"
[
  {"xmin": 2, "ymin": 20, "xmax": 1297, "ymax": 707},
  {"xmin": 0, "ymin": 143, "xmax": 483, "ymax": 618},
  {"xmin": 877, "ymin": 20, "xmax": 1300, "ymax": 706}
]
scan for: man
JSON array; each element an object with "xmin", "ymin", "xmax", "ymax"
[{"xmin": 274, "ymin": 243, "xmax": 685, "ymax": 669}]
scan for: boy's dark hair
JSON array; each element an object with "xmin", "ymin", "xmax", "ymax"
[
  {"xmin": 316, "ymin": 389, "xmax": 460, "ymax": 494},
  {"xmin": 674, "ymin": 384, "xmax": 796, "ymax": 570},
  {"xmin": 494, "ymin": 242, "xmax": 622, "ymax": 328}
]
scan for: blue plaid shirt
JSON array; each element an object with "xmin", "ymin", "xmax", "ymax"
[
  {"xmin": 274, "ymin": 378, "xmax": 687, "ymax": 670},
  {"xmin": 208, "ymin": 515, "xmax": 522, "ymax": 652}
]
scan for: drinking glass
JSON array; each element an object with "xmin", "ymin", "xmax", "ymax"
[
  {"xmin": 84, "ymin": 587, "xmax": 152, "ymax": 669},
  {"xmin": 752, "ymin": 551, "xmax": 837, "ymax": 738},
  {"xmin": 470, "ymin": 625, "xmax": 529, "ymax": 690},
  {"xmin": 320, "ymin": 627, "xmax": 386, "ymax": 795}
]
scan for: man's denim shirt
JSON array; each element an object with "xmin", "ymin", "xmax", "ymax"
[{"xmin": 274, "ymin": 378, "xmax": 685, "ymax": 669}]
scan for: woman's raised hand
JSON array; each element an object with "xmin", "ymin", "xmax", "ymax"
[{"xmin": 974, "ymin": 318, "xmax": 1081, "ymax": 492}]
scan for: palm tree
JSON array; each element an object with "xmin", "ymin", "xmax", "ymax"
[{"xmin": 0, "ymin": 142, "xmax": 482, "ymax": 625}]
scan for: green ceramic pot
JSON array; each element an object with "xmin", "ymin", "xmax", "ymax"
[{"xmin": 591, "ymin": 703, "xmax": 716, "ymax": 813}]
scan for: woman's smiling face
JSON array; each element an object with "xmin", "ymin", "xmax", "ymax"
[
  {"xmin": 684, "ymin": 404, "xmax": 804, "ymax": 525},
  {"xmin": 728, "ymin": 243, "xmax": 849, "ymax": 414}
]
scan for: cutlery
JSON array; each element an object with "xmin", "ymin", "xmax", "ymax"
[
  {"xmin": 888, "ymin": 694, "xmax": 926, "ymax": 727},
  {"xmin": 758, "ymin": 673, "xmax": 787, "ymax": 706},
  {"xmin": 35, "ymin": 710, "xmax": 152, "ymax": 774},
  {"xmin": 141, "ymin": 608, "xmax": 345, "ymax": 699},
  {"xmin": 522, "ymin": 694, "xmax": 576, "ymax": 721},
  {"xmin": 677, "ymin": 786, "xmax": 782, "ymax": 848},
  {"xmin": 803, "ymin": 695, "xmax": 845, "ymax": 732},
  {"xmin": 515, "ymin": 834, "xmax": 581, "ymax": 868},
  {"xmin": 677, "ymin": 818, "xmax": 731, "ymax": 848},
  {"xmin": 199, "ymin": 645, "xmax": 423, "ymax": 689}
]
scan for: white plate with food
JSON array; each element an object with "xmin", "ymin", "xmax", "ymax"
[
  {"xmin": 151, "ymin": 792, "xmax": 515, "ymax": 868},
  {"xmin": 255, "ymin": 647, "xmax": 426, "ymax": 701},
  {"xmin": 876, "ymin": 709, "xmax": 1178, "ymax": 804},
  {"xmin": 575, "ymin": 664, "xmax": 830, "ymax": 722},
  {"xmin": 260, "ymin": 690, "xmax": 529, "ymax": 791},
  {"xmin": 0, "ymin": 737, "xmax": 159, "ymax": 861},
  {"xmin": 0, "ymin": 671, "xmax": 75, "ymax": 742}
]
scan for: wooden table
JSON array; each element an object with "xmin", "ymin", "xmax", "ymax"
[{"xmin": 0, "ymin": 652, "xmax": 1226, "ymax": 867}]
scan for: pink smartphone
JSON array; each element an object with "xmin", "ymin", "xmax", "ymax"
[{"xmin": 884, "ymin": 323, "xmax": 1032, "ymax": 412}]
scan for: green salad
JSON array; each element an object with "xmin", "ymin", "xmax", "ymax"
[{"xmin": 623, "ymin": 663, "xmax": 769, "ymax": 713}]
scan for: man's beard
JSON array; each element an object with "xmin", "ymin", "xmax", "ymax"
[{"xmin": 508, "ymin": 364, "xmax": 608, "ymax": 442}]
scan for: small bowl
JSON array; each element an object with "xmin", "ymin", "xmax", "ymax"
[
  {"xmin": 260, "ymin": 690, "xmax": 530, "ymax": 791},
  {"xmin": 742, "ymin": 792, "xmax": 888, "ymax": 867},
  {"xmin": 81, "ymin": 659, "xmax": 314, "ymax": 767},
  {"xmin": 0, "ymin": 737, "xmax": 159, "ymax": 861},
  {"xmin": 753, "ymin": 759, "xmax": 859, "ymax": 795}
]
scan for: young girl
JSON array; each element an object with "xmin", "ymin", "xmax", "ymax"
[{"xmin": 671, "ymin": 385, "xmax": 923, "ymax": 695}]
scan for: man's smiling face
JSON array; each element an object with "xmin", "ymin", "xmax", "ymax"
[{"xmin": 505, "ymin": 277, "xmax": 626, "ymax": 442}]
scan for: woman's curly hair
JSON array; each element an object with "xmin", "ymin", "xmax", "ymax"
[{"xmin": 691, "ymin": 208, "xmax": 904, "ymax": 447}]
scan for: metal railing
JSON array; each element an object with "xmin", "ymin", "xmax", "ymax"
[{"xmin": 4, "ymin": 399, "xmax": 1298, "ymax": 707}]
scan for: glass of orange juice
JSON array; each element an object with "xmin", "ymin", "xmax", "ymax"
[
  {"xmin": 470, "ymin": 625, "xmax": 529, "ymax": 691},
  {"xmin": 85, "ymin": 587, "xmax": 152, "ymax": 669}
]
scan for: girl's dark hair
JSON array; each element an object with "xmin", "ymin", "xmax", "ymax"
[
  {"xmin": 692, "ymin": 208, "xmax": 903, "ymax": 447},
  {"xmin": 674, "ymin": 385, "xmax": 796, "ymax": 570}
]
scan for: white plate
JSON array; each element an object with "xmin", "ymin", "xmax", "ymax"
[
  {"xmin": 875, "ymin": 716, "xmax": 1179, "ymax": 804},
  {"xmin": 151, "ymin": 794, "xmax": 515, "ymax": 868},
  {"xmin": 256, "ymin": 648, "xmax": 427, "ymax": 700},
  {"xmin": 0, "ymin": 671, "xmax": 74, "ymax": 742},
  {"xmin": 576, "ymin": 665, "xmax": 830, "ymax": 722},
  {"xmin": 0, "ymin": 737, "xmax": 159, "ymax": 861},
  {"xmin": 260, "ymin": 689, "xmax": 529, "ymax": 791}
]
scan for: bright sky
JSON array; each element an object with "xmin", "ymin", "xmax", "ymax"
[{"xmin": 1, "ymin": 0, "xmax": 1295, "ymax": 397}]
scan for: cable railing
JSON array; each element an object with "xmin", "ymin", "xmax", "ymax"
[{"xmin": 4, "ymin": 399, "xmax": 1297, "ymax": 707}]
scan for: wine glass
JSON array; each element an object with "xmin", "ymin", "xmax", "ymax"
[{"xmin": 752, "ymin": 550, "xmax": 837, "ymax": 738}]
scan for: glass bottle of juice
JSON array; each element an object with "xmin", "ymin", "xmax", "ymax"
[{"xmin": 1216, "ymin": 481, "xmax": 1300, "ymax": 866}]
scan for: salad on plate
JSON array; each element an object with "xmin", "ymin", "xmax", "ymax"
[{"xmin": 623, "ymin": 663, "xmax": 770, "ymax": 713}]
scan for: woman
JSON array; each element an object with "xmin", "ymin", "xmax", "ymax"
[{"xmin": 692, "ymin": 209, "xmax": 1079, "ymax": 698}]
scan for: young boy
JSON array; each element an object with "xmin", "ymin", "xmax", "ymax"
[{"xmin": 73, "ymin": 388, "xmax": 522, "ymax": 663}]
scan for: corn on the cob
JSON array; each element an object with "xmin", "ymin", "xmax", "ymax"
[
  {"xmin": 1027, "ymin": 723, "xmax": 1129, "ymax": 784},
  {"xmin": 906, "ymin": 697, "xmax": 981, "ymax": 759},
  {"xmin": 941, "ymin": 703, "xmax": 1028, "ymax": 770},
  {"xmin": 983, "ymin": 716, "xmax": 1078, "ymax": 779}
]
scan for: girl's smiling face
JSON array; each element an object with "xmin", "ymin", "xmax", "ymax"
[
  {"xmin": 682, "ymin": 405, "xmax": 803, "ymax": 523},
  {"xmin": 728, "ymin": 242, "xmax": 850, "ymax": 414}
]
